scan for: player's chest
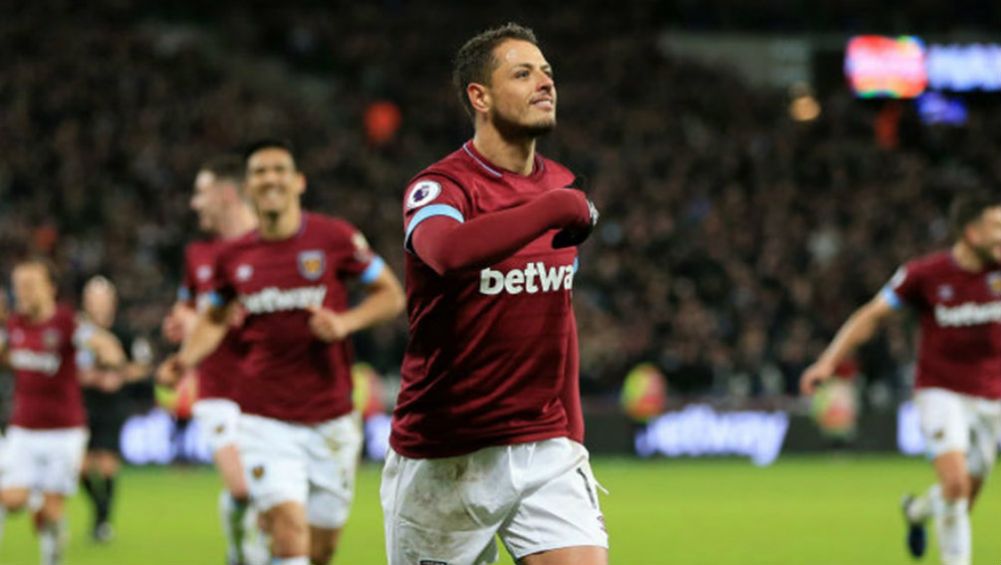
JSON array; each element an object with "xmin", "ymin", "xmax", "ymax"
[
  {"xmin": 927, "ymin": 271, "xmax": 1001, "ymax": 327},
  {"xmin": 926, "ymin": 271, "xmax": 1001, "ymax": 304},
  {"xmin": 466, "ymin": 176, "xmax": 572, "ymax": 217},
  {"xmin": 7, "ymin": 324, "xmax": 67, "ymax": 376}
]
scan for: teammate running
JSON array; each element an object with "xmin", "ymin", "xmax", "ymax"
[
  {"xmin": 0, "ymin": 258, "xmax": 125, "ymax": 565},
  {"xmin": 159, "ymin": 139, "xmax": 404, "ymax": 565},
  {"xmin": 801, "ymin": 191, "xmax": 1001, "ymax": 565}
]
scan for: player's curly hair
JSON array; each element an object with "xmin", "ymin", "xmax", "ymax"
[
  {"xmin": 453, "ymin": 22, "xmax": 539, "ymax": 120},
  {"xmin": 949, "ymin": 189, "xmax": 1001, "ymax": 239}
]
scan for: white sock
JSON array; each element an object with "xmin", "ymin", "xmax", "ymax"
[
  {"xmin": 907, "ymin": 483, "xmax": 940, "ymax": 523},
  {"xmin": 219, "ymin": 491, "xmax": 251, "ymax": 563},
  {"xmin": 934, "ymin": 497, "xmax": 971, "ymax": 565},
  {"xmin": 271, "ymin": 557, "xmax": 309, "ymax": 565},
  {"xmin": 38, "ymin": 519, "xmax": 66, "ymax": 565}
]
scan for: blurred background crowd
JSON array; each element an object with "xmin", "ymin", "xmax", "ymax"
[{"xmin": 3, "ymin": 0, "xmax": 1001, "ymax": 411}]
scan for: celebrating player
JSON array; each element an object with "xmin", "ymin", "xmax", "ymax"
[
  {"xmin": 0, "ymin": 258, "xmax": 125, "ymax": 565},
  {"xmin": 382, "ymin": 23, "xmax": 606, "ymax": 565},
  {"xmin": 801, "ymin": 191, "xmax": 1001, "ymax": 565},
  {"xmin": 160, "ymin": 154, "xmax": 260, "ymax": 565},
  {"xmin": 79, "ymin": 275, "xmax": 153, "ymax": 543},
  {"xmin": 158, "ymin": 139, "xmax": 405, "ymax": 565}
]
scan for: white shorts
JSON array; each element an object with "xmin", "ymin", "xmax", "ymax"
[
  {"xmin": 916, "ymin": 388, "xmax": 1001, "ymax": 477},
  {"xmin": 381, "ymin": 437, "xmax": 608, "ymax": 565},
  {"xmin": 0, "ymin": 427, "xmax": 88, "ymax": 495},
  {"xmin": 193, "ymin": 398, "xmax": 242, "ymax": 454},
  {"xmin": 238, "ymin": 412, "xmax": 362, "ymax": 529}
]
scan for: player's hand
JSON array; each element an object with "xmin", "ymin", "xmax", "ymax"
[
  {"xmin": 306, "ymin": 305, "xmax": 351, "ymax": 342},
  {"xmin": 156, "ymin": 354, "xmax": 185, "ymax": 388},
  {"xmin": 552, "ymin": 178, "xmax": 599, "ymax": 249},
  {"xmin": 161, "ymin": 308, "xmax": 187, "ymax": 344},
  {"xmin": 799, "ymin": 360, "xmax": 835, "ymax": 395},
  {"xmin": 96, "ymin": 369, "xmax": 125, "ymax": 393}
]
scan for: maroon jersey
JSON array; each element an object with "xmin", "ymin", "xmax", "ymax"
[
  {"xmin": 883, "ymin": 250, "xmax": 1001, "ymax": 399},
  {"xmin": 3, "ymin": 305, "xmax": 88, "ymax": 429},
  {"xmin": 181, "ymin": 239, "xmax": 244, "ymax": 401},
  {"xmin": 392, "ymin": 141, "xmax": 584, "ymax": 458},
  {"xmin": 210, "ymin": 212, "xmax": 384, "ymax": 423}
]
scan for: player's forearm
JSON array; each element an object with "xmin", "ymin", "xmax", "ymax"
[
  {"xmin": 177, "ymin": 312, "xmax": 228, "ymax": 369},
  {"xmin": 340, "ymin": 280, "xmax": 405, "ymax": 335},
  {"xmin": 817, "ymin": 307, "xmax": 882, "ymax": 367},
  {"xmin": 89, "ymin": 329, "xmax": 126, "ymax": 368},
  {"xmin": 414, "ymin": 189, "xmax": 590, "ymax": 275}
]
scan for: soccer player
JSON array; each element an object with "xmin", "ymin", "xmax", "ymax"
[
  {"xmin": 158, "ymin": 139, "xmax": 405, "ymax": 565},
  {"xmin": 382, "ymin": 23, "xmax": 606, "ymax": 565},
  {"xmin": 79, "ymin": 276, "xmax": 153, "ymax": 543},
  {"xmin": 801, "ymin": 191, "xmax": 1001, "ymax": 565},
  {"xmin": 160, "ymin": 154, "xmax": 260, "ymax": 565},
  {"xmin": 0, "ymin": 258, "xmax": 125, "ymax": 565}
]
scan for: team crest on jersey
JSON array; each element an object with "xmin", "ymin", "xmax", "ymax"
[
  {"xmin": 251, "ymin": 465, "xmax": 265, "ymax": 480},
  {"xmin": 236, "ymin": 264, "xmax": 254, "ymax": 282},
  {"xmin": 938, "ymin": 285, "xmax": 954, "ymax": 301},
  {"xmin": 406, "ymin": 180, "xmax": 441, "ymax": 210},
  {"xmin": 10, "ymin": 329, "xmax": 24, "ymax": 345},
  {"xmin": 298, "ymin": 250, "xmax": 326, "ymax": 281},
  {"xmin": 196, "ymin": 265, "xmax": 213, "ymax": 282},
  {"xmin": 42, "ymin": 328, "xmax": 61, "ymax": 350},
  {"xmin": 988, "ymin": 272, "xmax": 1001, "ymax": 295}
]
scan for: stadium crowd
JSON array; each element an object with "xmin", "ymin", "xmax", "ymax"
[{"xmin": 3, "ymin": 0, "xmax": 1001, "ymax": 405}]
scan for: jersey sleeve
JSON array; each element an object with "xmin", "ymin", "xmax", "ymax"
[
  {"xmin": 881, "ymin": 263, "xmax": 923, "ymax": 310},
  {"xmin": 178, "ymin": 245, "xmax": 197, "ymax": 305},
  {"xmin": 329, "ymin": 220, "xmax": 385, "ymax": 285},
  {"xmin": 402, "ymin": 175, "xmax": 471, "ymax": 253},
  {"xmin": 205, "ymin": 246, "xmax": 237, "ymax": 310}
]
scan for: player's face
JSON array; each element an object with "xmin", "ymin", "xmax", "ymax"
[
  {"xmin": 245, "ymin": 148, "xmax": 305, "ymax": 218},
  {"xmin": 11, "ymin": 264, "xmax": 55, "ymax": 317},
  {"xmin": 970, "ymin": 206, "xmax": 1001, "ymax": 264},
  {"xmin": 190, "ymin": 171, "xmax": 226, "ymax": 233},
  {"xmin": 83, "ymin": 283, "xmax": 116, "ymax": 329},
  {"xmin": 485, "ymin": 39, "xmax": 556, "ymax": 139}
]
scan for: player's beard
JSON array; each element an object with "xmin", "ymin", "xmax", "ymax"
[
  {"xmin": 491, "ymin": 107, "xmax": 555, "ymax": 143},
  {"xmin": 973, "ymin": 242, "xmax": 1001, "ymax": 266}
]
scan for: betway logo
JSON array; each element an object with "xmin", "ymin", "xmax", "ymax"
[
  {"xmin": 935, "ymin": 301, "xmax": 1001, "ymax": 327},
  {"xmin": 479, "ymin": 262, "xmax": 574, "ymax": 295},
  {"xmin": 9, "ymin": 349, "xmax": 61, "ymax": 375},
  {"xmin": 241, "ymin": 286, "xmax": 327, "ymax": 314}
]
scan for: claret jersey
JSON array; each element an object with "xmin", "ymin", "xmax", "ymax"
[
  {"xmin": 392, "ymin": 141, "xmax": 585, "ymax": 458},
  {"xmin": 883, "ymin": 250, "xmax": 1001, "ymax": 399},
  {"xmin": 210, "ymin": 212, "xmax": 385, "ymax": 423}
]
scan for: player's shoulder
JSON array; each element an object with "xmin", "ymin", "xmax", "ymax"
[
  {"xmin": 904, "ymin": 250, "xmax": 955, "ymax": 276},
  {"xmin": 408, "ymin": 147, "xmax": 470, "ymax": 189},
  {"xmin": 303, "ymin": 212, "xmax": 360, "ymax": 246}
]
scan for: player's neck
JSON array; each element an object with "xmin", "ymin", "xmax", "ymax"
[
  {"xmin": 217, "ymin": 204, "xmax": 258, "ymax": 241},
  {"xmin": 258, "ymin": 205, "xmax": 302, "ymax": 241},
  {"xmin": 952, "ymin": 241, "xmax": 987, "ymax": 272},
  {"xmin": 27, "ymin": 301, "xmax": 56, "ymax": 323},
  {"xmin": 472, "ymin": 128, "xmax": 536, "ymax": 176}
]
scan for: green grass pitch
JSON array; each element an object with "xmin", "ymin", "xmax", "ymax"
[{"xmin": 1, "ymin": 456, "xmax": 998, "ymax": 564}]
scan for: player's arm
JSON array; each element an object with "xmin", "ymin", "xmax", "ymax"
[
  {"xmin": 410, "ymin": 189, "xmax": 596, "ymax": 276},
  {"xmin": 84, "ymin": 326, "xmax": 127, "ymax": 370},
  {"xmin": 162, "ymin": 301, "xmax": 198, "ymax": 344},
  {"xmin": 156, "ymin": 300, "xmax": 232, "ymax": 386},
  {"xmin": 799, "ymin": 293, "xmax": 898, "ymax": 395},
  {"xmin": 308, "ymin": 261, "xmax": 405, "ymax": 343}
]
